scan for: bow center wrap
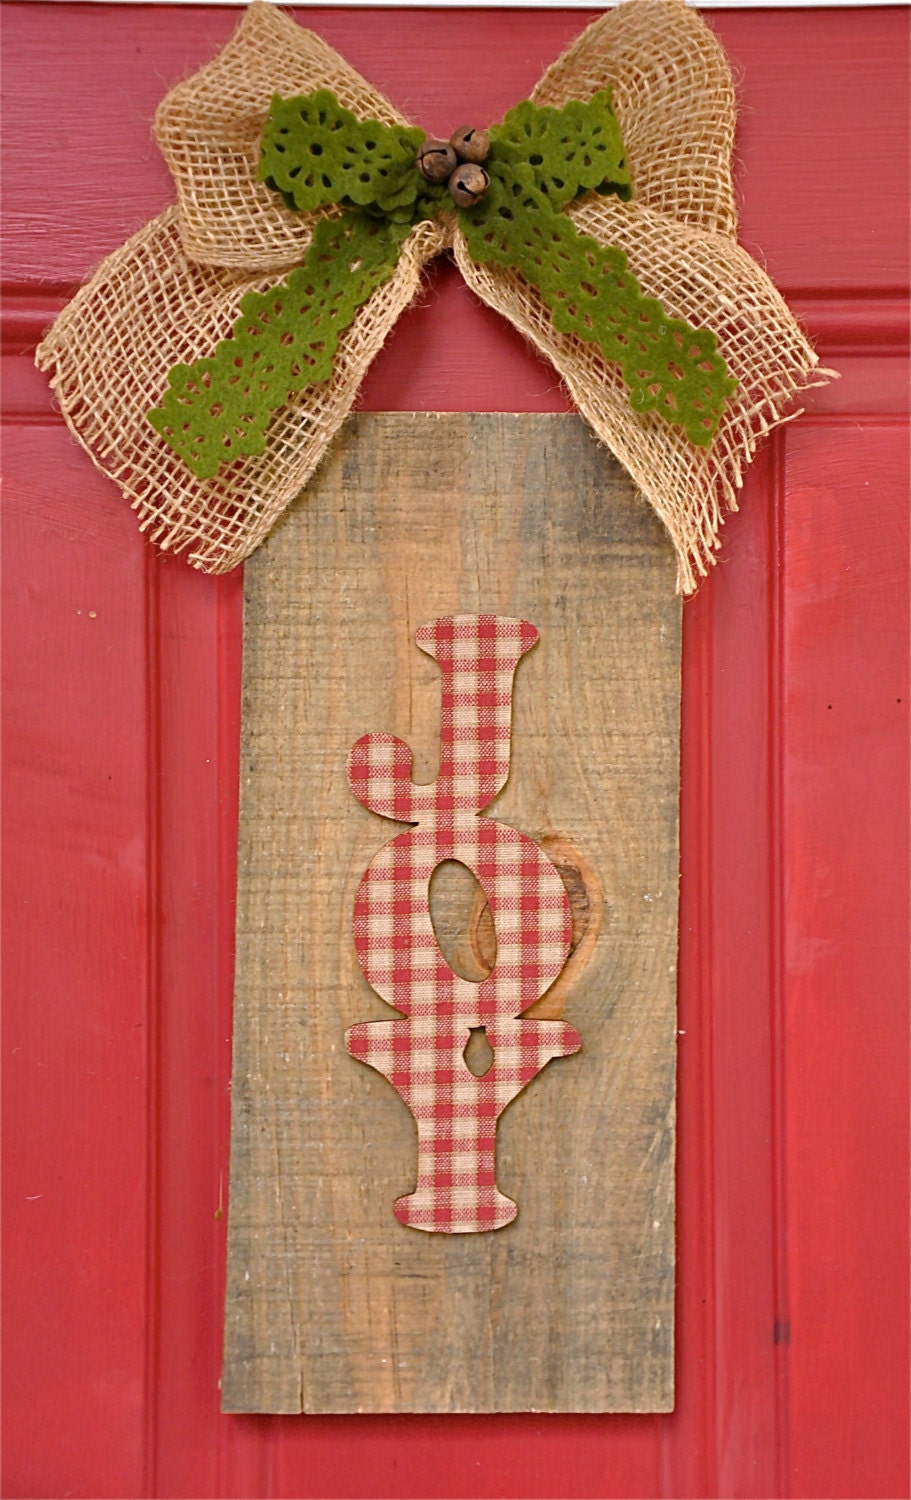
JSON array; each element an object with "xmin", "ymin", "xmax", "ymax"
[{"xmin": 36, "ymin": 0, "xmax": 831, "ymax": 593}]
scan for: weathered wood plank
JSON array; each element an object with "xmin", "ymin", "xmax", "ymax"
[{"xmin": 222, "ymin": 412, "xmax": 680, "ymax": 1413}]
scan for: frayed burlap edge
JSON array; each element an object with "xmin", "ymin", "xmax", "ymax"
[
  {"xmin": 35, "ymin": 0, "xmax": 833, "ymax": 591},
  {"xmin": 36, "ymin": 210, "xmax": 447, "ymax": 570},
  {"xmin": 455, "ymin": 195, "xmax": 829, "ymax": 594}
]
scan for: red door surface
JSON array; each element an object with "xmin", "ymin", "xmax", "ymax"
[{"xmin": 3, "ymin": 6, "xmax": 909, "ymax": 1497}]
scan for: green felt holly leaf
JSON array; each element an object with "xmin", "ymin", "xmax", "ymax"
[
  {"xmin": 148, "ymin": 212, "xmax": 410, "ymax": 479},
  {"xmin": 150, "ymin": 87, "xmax": 736, "ymax": 477},
  {"xmin": 489, "ymin": 91, "xmax": 632, "ymax": 210},
  {"xmin": 260, "ymin": 90, "xmax": 428, "ymax": 220},
  {"xmin": 460, "ymin": 161, "xmax": 737, "ymax": 447}
]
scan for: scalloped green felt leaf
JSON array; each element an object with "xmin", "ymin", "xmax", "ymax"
[
  {"xmin": 148, "ymin": 212, "xmax": 410, "ymax": 478},
  {"xmin": 260, "ymin": 90, "xmax": 427, "ymax": 219},
  {"xmin": 460, "ymin": 162, "xmax": 737, "ymax": 446},
  {"xmin": 489, "ymin": 92, "xmax": 632, "ymax": 211}
]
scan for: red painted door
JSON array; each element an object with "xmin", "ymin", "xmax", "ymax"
[{"xmin": 3, "ymin": 6, "xmax": 908, "ymax": 1497}]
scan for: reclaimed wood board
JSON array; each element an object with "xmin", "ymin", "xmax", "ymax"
[{"xmin": 222, "ymin": 412, "xmax": 681, "ymax": 1413}]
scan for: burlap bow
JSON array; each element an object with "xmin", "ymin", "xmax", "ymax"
[{"xmin": 36, "ymin": 0, "xmax": 828, "ymax": 593}]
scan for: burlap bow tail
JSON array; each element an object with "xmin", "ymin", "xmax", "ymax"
[{"xmin": 37, "ymin": 0, "xmax": 827, "ymax": 592}]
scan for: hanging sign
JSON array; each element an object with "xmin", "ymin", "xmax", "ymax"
[
  {"xmin": 224, "ymin": 411, "xmax": 681, "ymax": 1412},
  {"xmin": 34, "ymin": 0, "xmax": 829, "ymax": 1414}
]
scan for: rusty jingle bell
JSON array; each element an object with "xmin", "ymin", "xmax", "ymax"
[
  {"xmin": 448, "ymin": 162, "xmax": 489, "ymax": 207},
  {"xmin": 415, "ymin": 139, "xmax": 458, "ymax": 183},
  {"xmin": 417, "ymin": 125, "xmax": 490, "ymax": 207}
]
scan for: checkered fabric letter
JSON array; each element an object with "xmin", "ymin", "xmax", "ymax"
[{"xmin": 346, "ymin": 615, "xmax": 581, "ymax": 1233}]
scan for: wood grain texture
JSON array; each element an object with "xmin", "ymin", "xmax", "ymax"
[{"xmin": 223, "ymin": 413, "xmax": 681, "ymax": 1413}]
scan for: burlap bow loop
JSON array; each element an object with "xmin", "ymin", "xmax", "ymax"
[
  {"xmin": 154, "ymin": 4, "xmax": 416, "ymax": 273},
  {"xmin": 37, "ymin": 0, "xmax": 828, "ymax": 592}
]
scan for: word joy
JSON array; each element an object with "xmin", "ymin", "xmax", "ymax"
[{"xmin": 346, "ymin": 614, "xmax": 580, "ymax": 1234}]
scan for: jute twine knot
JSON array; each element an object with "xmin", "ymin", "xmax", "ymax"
[{"xmin": 36, "ymin": 0, "xmax": 832, "ymax": 592}]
